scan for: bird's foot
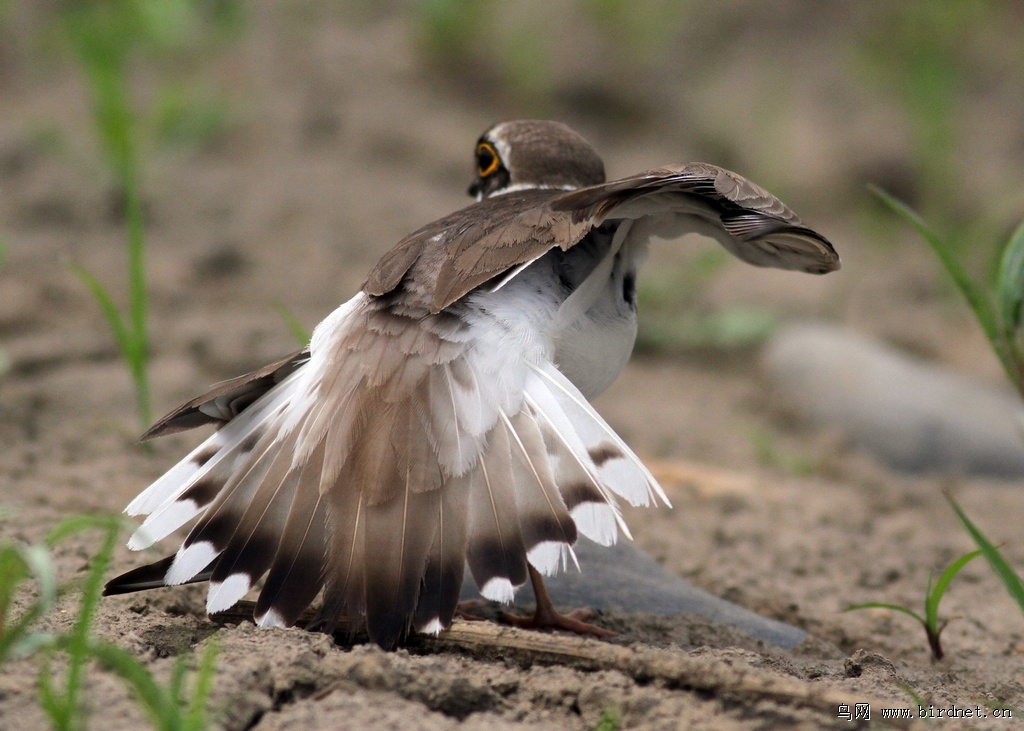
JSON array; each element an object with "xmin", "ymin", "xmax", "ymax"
[
  {"xmin": 453, "ymin": 598, "xmax": 490, "ymax": 621},
  {"xmin": 502, "ymin": 605, "xmax": 617, "ymax": 638}
]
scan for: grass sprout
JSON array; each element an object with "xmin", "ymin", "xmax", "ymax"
[
  {"xmin": 86, "ymin": 638, "xmax": 219, "ymax": 731},
  {"xmin": 1, "ymin": 514, "xmax": 218, "ymax": 730},
  {"xmin": 62, "ymin": 3, "xmax": 155, "ymax": 428},
  {"xmin": 947, "ymin": 492, "xmax": 1024, "ymax": 618},
  {"xmin": 37, "ymin": 515, "xmax": 122, "ymax": 730},
  {"xmin": 59, "ymin": 1, "xmax": 245, "ymax": 429},
  {"xmin": 0, "ymin": 538, "xmax": 59, "ymax": 664},
  {"xmin": 274, "ymin": 303, "xmax": 311, "ymax": 346},
  {"xmin": 846, "ymin": 549, "xmax": 982, "ymax": 661},
  {"xmin": 873, "ymin": 188, "xmax": 1024, "ymax": 644},
  {"xmin": 871, "ymin": 186, "xmax": 1024, "ymax": 398}
]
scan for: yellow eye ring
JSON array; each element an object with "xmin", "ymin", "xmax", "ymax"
[{"xmin": 476, "ymin": 142, "xmax": 500, "ymax": 177}]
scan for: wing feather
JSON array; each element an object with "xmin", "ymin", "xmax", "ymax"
[
  {"xmin": 502, "ymin": 410, "xmax": 578, "ymax": 576},
  {"xmin": 141, "ymin": 349, "xmax": 310, "ymax": 439},
  {"xmin": 363, "ymin": 165, "xmax": 837, "ymax": 312},
  {"xmin": 465, "ymin": 423, "xmax": 528, "ymax": 602},
  {"xmin": 253, "ymin": 439, "xmax": 330, "ymax": 627},
  {"xmin": 413, "ymin": 475, "xmax": 470, "ymax": 634}
]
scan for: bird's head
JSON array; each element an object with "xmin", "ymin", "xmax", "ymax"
[{"xmin": 468, "ymin": 120, "xmax": 606, "ymax": 200}]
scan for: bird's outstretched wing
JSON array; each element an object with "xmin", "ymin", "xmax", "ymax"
[
  {"xmin": 363, "ymin": 163, "xmax": 838, "ymax": 313},
  {"xmin": 554, "ymin": 163, "xmax": 839, "ymax": 273},
  {"xmin": 141, "ymin": 348, "xmax": 310, "ymax": 439}
]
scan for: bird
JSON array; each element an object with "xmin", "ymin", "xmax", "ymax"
[{"xmin": 104, "ymin": 119, "xmax": 839, "ymax": 649}]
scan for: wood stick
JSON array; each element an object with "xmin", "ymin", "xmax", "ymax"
[{"xmin": 212, "ymin": 602, "xmax": 918, "ymax": 728}]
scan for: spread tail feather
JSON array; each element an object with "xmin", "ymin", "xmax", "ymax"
[{"xmin": 111, "ymin": 294, "xmax": 666, "ymax": 648}]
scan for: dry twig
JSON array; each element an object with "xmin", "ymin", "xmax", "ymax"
[{"xmin": 214, "ymin": 602, "xmax": 919, "ymax": 728}]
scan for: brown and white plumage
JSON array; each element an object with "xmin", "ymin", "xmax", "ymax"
[{"xmin": 106, "ymin": 120, "xmax": 838, "ymax": 648}]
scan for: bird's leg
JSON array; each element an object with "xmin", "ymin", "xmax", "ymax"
[{"xmin": 503, "ymin": 565, "xmax": 617, "ymax": 638}]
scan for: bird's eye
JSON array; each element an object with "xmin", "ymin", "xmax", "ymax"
[{"xmin": 476, "ymin": 142, "xmax": 500, "ymax": 177}]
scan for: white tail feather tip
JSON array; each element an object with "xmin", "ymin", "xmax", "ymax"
[
  {"xmin": 126, "ymin": 525, "xmax": 160, "ymax": 552},
  {"xmin": 165, "ymin": 541, "xmax": 219, "ymax": 586},
  {"xmin": 255, "ymin": 609, "xmax": 288, "ymax": 628},
  {"xmin": 479, "ymin": 577, "xmax": 517, "ymax": 604},
  {"xmin": 527, "ymin": 541, "xmax": 571, "ymax": 577},
  {"xmin": 570, "ymin": 502, "xmax": 620, "ymax": 546},
  {"xmin": 417, "ymin": 618, "xmax": 445, "ymax": 636},
  {"xmin": 206, "ymin": 574, "xmax": 252, "ymax": 614},
  {"xmin": 129, "ymin": 500, "xmax": 205, "ymax": 550}
]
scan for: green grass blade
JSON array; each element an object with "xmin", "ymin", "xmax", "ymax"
[
  {"xmin": 924, "ymin": 549, "xmax": 982, "ymax": 632},
  {"xmin": 0, "ymin": 547, "xmax": 29, "ymax": 610},
  {"xmin": 871, "ymin": 186, "xmax": 1024, "ymax": 395},
  {"xmin": 169, "ymin": 653, "xmax": 188, "ymax": 708},
  {"xmin": 996, "ymin": 217, "xmax": 1024, "ymax": 370},
  {"xmin": 947, "ymin": 493, "xmax": 1024, "ymax": 615},
  {"xmin": 37, "ymin": 654, "xmax": 64, "ymax": 730},
  {"xmin": 997, "ymin": 218, "xmax": 1024, "ymax": 330},
  {"xmin": 8, "ymin": 512, "xmax": 221, "ymax": 728},
  {"xmin": 870, "ymin": 186, "xmax": 1001, "ymax": 346},
  {"xmin": 73, "ymin": 517, "xmax": 120, "ymax": 631},
  {"xmin": 71, "ymin": 209, "xmax": 152, "ymax": 427},
  {"xmin": 594, "ymin": 706, "xmax": 622, "ymax": 731},
  {"xmin": 63, "ymin": 1, "xmax": 153, "ymax": 429},
  {"xmin": 0, "ymin": 538, "xmax": 62, "ymax": 664},
  {"xmin": 88, "ymin": 637, "xmax": 221, "ymax": 731},
  {"xmin": 4, "ymin": 630, "xmax": 52, "ymax": 663},
  {"xmin": 1, "ymin": 546, "xmax": 59, "ymax": 659},
  {"xmin": 35, "ymin": 515, "xmax": 123, "ymax": 730},
  {"xmin": 45, "ymin": 514, "xmax": 124, "ymax": 547},
  {"xmin": 844, "ymin": 601, "xmax": 926, "ymax": 626},
  {"xmin": 274, "ymin": 303, "xmax": 311, "ymax": 345},
  {"xmin": 70, "ymin": 262, "xmax": 132, "ymax": 362},
  {"xmin": 0, "ymin": 548, "xmax": 30, "ymax": 663},
  {"xmin": 18, "ymin": 544, "xmax": 59, "ymax": 610},
  {"xmin": 185, "ymin": 640, "xmax": 219, "ymax": 731},
  {"xmin": 123, "ymin": 160, "xmax": 152, "ymax": 427},
  {"xmin": 86, "ymin": 640, "xmax": 178, "ymax": 730}
]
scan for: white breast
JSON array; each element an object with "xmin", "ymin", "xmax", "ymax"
[
  {"xmin": 474, "ymin": 228, "xmax": 647, "ymax": 401},
  {"xmin": 552, "ymin": 239, "xmax": 647, "ymax": 399},
  {"xmin": 554, "ymin": 308, "xmax": 637, "ymax": 399}
]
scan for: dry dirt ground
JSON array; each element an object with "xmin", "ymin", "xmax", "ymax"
[{"xmin": 2, "ymin": 4, "xmax": 1023, "ymax": 730}]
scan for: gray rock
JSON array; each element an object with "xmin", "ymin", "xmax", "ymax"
[
  {"xmin": 462, "ymin": 538, "xmax": 811, "ymax": 650},
  {"xmin": 763, "ymin": 323, "xmax": 1024, "ymax": 477}
]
